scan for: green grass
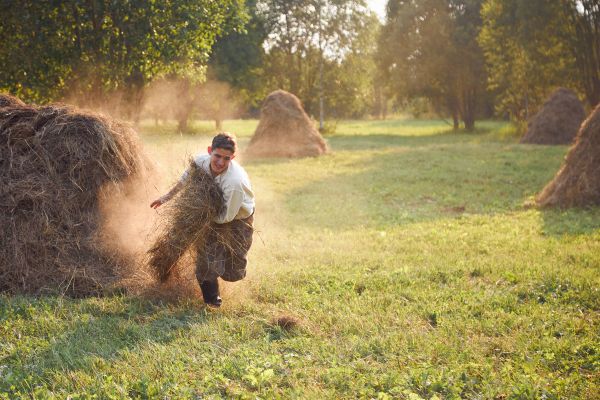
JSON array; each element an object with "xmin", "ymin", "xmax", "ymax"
[{"xmin": 1, "ymin": 119, "xmax": 599, "ymax": 399}]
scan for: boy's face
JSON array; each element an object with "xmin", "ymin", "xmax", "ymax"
[{"xmin": 208, "ymin": 146, "xmax": 235, "ymax": 175}]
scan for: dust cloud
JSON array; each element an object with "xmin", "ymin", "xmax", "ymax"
[
  {"xmin": 70, "ymin": 76, "xmax": 248, "ymax": 301},
  {"xmin": 96, "ymin": 166, "xmax": 163, "ymax": 295},
  {"xmin": 62, "ymin": 76, "xmax": 241, "ymax": 130}
]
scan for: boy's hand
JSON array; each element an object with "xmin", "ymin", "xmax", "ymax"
[{"xmin": 150, "ymin": 199, "xmax": 163, "ymax": 209}]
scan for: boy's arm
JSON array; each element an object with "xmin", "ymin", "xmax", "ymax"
[
  {"xmin": 214, "ymin": 187, "xmax": 244, "ymax": 224},
  {"xmin": 150, "ymin": 181, "xmax": 184, "ymax": 209}
]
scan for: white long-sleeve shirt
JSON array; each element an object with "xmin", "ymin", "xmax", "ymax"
[{"xmin": 180, "ymin": 154, "xmax": 254, "ymax": 224}]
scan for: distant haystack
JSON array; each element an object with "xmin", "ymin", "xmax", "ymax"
[
  {"xmin": 245, "ymin": 90, "xmax": 328, "ymax": 158},
  {"xmin": 537, "ymin": 104, "xmax": 600, "ymax": 208},
  {"xmin": 0, "ymin": 96, "xmax": 145, "ymax": 296},
  {"xmin": 521, "ymin": 88, "xmax": 586, "ymax": 145}
]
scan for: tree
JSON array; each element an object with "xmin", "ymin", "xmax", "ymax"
[
  {"xmin": 321, "ymin": 16, "xmax": 380, "ymax": 119},
  {"xmin": 0, "ymin": 1, "xmax": 73, "ymax": 103},
  {"xmin": 479, "ymin": 0, "xmax": 580, "ymax": 120},
  {"xmin": 256, "ymin": 0, "xmax": 378, "ymax": 122},
  {"xmin": 0, "ymin": 0, "xmax": 246, "ymax": 121},
  {"xmin": 209, "ymin": 0, "xmax": 270, "ymax": 114},
  {"xmin": 378, "ymin": 0, "xmax": 487, "ymax": 130},
  {"xmin": 479, "ymin": 0, "xmax": 599, "ymax": 120},
  {"xmin": 562, "ymin": 0, "xmax": 600, "ymax": 107},
  {"xmin": 197, "ymin": 80, "xmax": 240, "ymax": 130}
]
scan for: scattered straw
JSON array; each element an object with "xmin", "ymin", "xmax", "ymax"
[{"xmin": 274, "ymin": 315, "xmax": 300, "ymax": 331}]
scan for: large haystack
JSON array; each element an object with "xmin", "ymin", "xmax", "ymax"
[
  {"xmin": 537, "ymin": 104, "xmax": 600, "ymax": 208},
  {"xmin": 0, "ymin": 96, "xmax": 145, "ymax": 296},
  {"xmin": 521, "ymin": 88, "xmax": 586, "ymax": 145},
  {"xmin": 245, "ymin": 90, "xmax": 328, "ymax": 158}
]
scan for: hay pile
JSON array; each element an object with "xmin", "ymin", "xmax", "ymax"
[
  {"xmin": 0, "ymin": 94, "xmax": 145, "ymax": 296},
  {"xmin": 147, "ymin": 162, "xmax": 224, "ymax": 283},
  {"xmin": 0, "ymin": 93, "xmax": 25, "ymax": 109},
  {"xmin": 245, "ymin": 90, "xmax": 328, "ymax": 158},
  {"xmin": 537, "ymin": 104, "xmax": 600, "ymax": 208},
  {"xmin": 521, "ymin": 88, "xmax": 586, "ymax": 145}
]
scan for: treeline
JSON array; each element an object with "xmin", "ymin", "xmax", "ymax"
[
  {"xmin": 377, "ymin": 0, "xmax": 598, "ymax": 128},
  {"xmin": 1, "ymin": 0, "xmax": 598, "ymax": 130}
]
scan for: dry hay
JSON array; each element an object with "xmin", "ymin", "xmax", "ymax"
[
  {"xmin": 537, "ymin": 104, "xmax": 600, "ymax": 208},
  {"xmin": 0, "ymin": 93, "xmax": 26, "ymax": 109},
  {"xmin": 0, "ymin": 96, "xmax": 145, "ymax": 296},
  {"xmin": 274, "ymin": 315, "xmax": 300, "ymax": 331},
  {"xmin": 146, "ymin": 162, "xmax": 224, "ymax": 285},
  {"xmin": 521, "ymin": 88, "xmax": 586, "ymax": 145},
  {"xmin": 245, "ymin": 90, "xmax": 328, "ymax": 158}
]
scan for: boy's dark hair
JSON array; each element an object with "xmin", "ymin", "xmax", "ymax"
[{"xmin": 211, "ymin": 132, "xmax": 237, "ymax": 153}]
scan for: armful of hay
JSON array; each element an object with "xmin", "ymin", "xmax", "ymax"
[{"xmin": 146, "ymin": 162, "xmax": 224, "ymax": 282}]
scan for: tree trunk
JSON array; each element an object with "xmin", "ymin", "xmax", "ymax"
[
  {"xmin": 462, "ymin": 89, "xmax": 476, "ymax": 131},
  {"xmin": 373, "ymin": 82, "xmax": 384, "ymax": 119},
  {"xmin": 447, "ymin": 94, "xmax": 460, "ymax": 130},
  {"xmin": 382, "ymin": 93, "xmax": 388, "ymax": 120},
  {"xmin": 566, "ymin": 1, "xmax": 600, "ymax": 107},
  {"xmin": 123, "ymin": 69, "xmax": 144, "ymax": 125},
  {"xmin": 177, "ymin": 115, "xmax": 189, "ymax": 133},
  {"xmin": 176, "ymin": 79, "xmax": 193, "ymax": 133},
  {"xmin": 452, "ymin": 112, "xmax": 460, "ymax": 130},
  {"xmin": 318, "ymin": 2, "xmax": 324, "ymax": 131},
  {"xmin": 463, "ymin": 113, "xmax": 475, "ymax": 130}
]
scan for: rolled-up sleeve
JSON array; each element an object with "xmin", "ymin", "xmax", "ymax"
[
  {"xmin": 215, "ymin": 187, "xmax": 244, "ymax": 224},
  {"xmin": 179, "ymin": 168, "xmax": 190, "ymax": 183},
  {"xmin": 180, "ymin": 155, "xmax": 206, "ymax": 183}
]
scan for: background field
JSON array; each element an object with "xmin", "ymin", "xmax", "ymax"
[{"xmin": 1, "ymin": 119, "xmax": 599, "ymax": 399}]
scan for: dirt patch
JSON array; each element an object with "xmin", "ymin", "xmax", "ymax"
[
  {"xmin": 0, "ymin": 96, "xmax": 146, "ymax": 296},
  {"xmin": 274, "ymin": 315, "xmax": 300, "ymax": 331},
  {"xmin": 443, "ymin": 205, "xmax": 466, "ymax": 214},
  {"xmin": 521, "ymin": 88, "xmax": 586, "ymax": 145},
  {"xmin": 245, "ymin": 90, "xmax": 328, "ymax": 158},
  {"xmin": 537, "ymin": 104, "xmax": 600, "ymax": 208}
]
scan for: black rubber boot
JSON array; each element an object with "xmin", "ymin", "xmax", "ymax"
[{"xmin": 200, "ymin": 280, "xmax": 222, "ymax": 308}]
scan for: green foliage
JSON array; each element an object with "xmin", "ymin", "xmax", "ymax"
[
  {"xmin": 494, "ymin": 121, "xmax": 525, "ymax": 140},
  {"xmin": 321, "ymin": 16, "xmax": 381, "ymax": 118},
  {"xmin": 257, "ymin": 0, "xmax": 380, "ymax": 118},
  {"xmin": 478, "ymin": 0, "xmax": 598, "ymax": 118},
  {"xmin": 0, "ymin": 0, "xmax": 247, "ymax": 111},
  {"xmin": 319, "ymin": 120, "xmax": 338, "ymax": 135},
  {"xmin": 209, "ymin": 0, "xmax": 270, "ymax": 112},
  {"xmin": 378, "ymin": 0, "xmax": 489, "ymax": 130},
  {"xmin": 1, "ymin": 119, "xmax": 599, "ymax": 398},
  {"xmin": 561, "ymin": 0, "xmax": 600, "ymax": 107}
]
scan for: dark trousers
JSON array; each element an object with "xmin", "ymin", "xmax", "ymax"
[{"xmin": 195, "ymin": 214, "xmax": 254, "ymax": 284}]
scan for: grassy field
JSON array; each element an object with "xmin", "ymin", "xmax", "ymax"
[{"xmin": 1, "ymin": 119, "xmax": 599, "ymax": 399}]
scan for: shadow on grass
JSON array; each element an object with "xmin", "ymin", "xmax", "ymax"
[
  {"xmin": 327, "ymin": 131, "xmax": 479, "ymax": 151},
  {"xmin": 254, "ymin": 134, "xmax": 572, "ymax": 230},
  {"xmin": 242, "ymin": 130, "xmax": 491, "ymax": 168},
  {"xmin": 539, "ymin": 207, "xmax": 600, "ymax": 236},
  {"xmin": 0, "ymin": 295, "xmax": 208, "ymax": 378}
]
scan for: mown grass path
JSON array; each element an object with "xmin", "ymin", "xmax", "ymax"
[{"xmin": 1, "ymin": 119, "xmax": 599, "ymax": 399}]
